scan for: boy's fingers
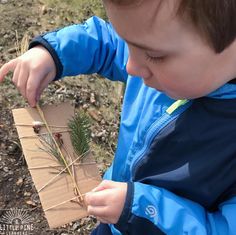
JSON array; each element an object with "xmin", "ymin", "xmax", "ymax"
[
  {"xmin": 0, "ymin": 59, "xmax": 18, "ymax": 82},
  {"xmin": 87, "ymin": 205, "xmax": 108, "ymax": 217},
  {"xmin": 17, "ymin": 65, "xmax": 29, "ymax": 99},
  {"xmin": 26, "ymin": 70, "xmax": 46, "ymax": 107},
  {"xmin": 36, "ymin": 72, "xmax": 54, "ymax": 103},
  {"xmin": 91, "ymin": 185, "xmax": 106, "ymax": 192},
  {"xmin": 91, "ymin": 180, "xmax": 114, "ymax": 192},
  {"xmin": 12, "ymin": 64, "xmax": 21, "ymax": 87},
  {"xmin": 85, "ymin": 191, "xmax": 108, "ymax": 207},
  {"xmin": 26, "ymin": 70, "xmax": 55, "ymax": 107}
]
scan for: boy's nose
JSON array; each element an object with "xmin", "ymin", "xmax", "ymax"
[{"xmin": 126, "ymin": 56, "xmax": 152, "ymax": 79}]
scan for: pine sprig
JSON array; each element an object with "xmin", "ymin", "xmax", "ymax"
[
  {"xmin": 39, "ymin": 134, "xmax": 69, "ymax": 174},
  {"xmin": 68, "ymin": 111, "xmax": 91, "ymax": 158}
]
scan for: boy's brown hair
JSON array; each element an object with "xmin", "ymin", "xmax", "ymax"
[{"xmin": 104, "ymin": 0, "xmax": 236, "ymax": 53}]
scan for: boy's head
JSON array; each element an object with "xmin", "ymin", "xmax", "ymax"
[
  {"xmin": 105, "ymin": 0, "xmax": 236, "ymax": 53},
  {"xmin": 103, "ymin": 0, "xmax": 236, "ymax": 99}
]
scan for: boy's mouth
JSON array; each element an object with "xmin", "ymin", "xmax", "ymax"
[{"xmin": 143, "ymin": 78, "xmax": 163, "ymax": 92}]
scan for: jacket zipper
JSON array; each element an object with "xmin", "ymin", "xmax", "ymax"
[{"xmin": 131, "ymin": 101, "xmax": 192, "ymax": 178}]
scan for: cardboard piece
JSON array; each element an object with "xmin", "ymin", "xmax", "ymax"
[{"xmin": 12, "ymin": 102, "xmax": 101, "ymax": 228}]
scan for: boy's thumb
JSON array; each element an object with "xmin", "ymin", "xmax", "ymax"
[
  {"xmin": 91, "ymin": 185, "xmax": 106, "ymax": 192},
  {"xmin": 91, "ymin": 180, "xmax": 113, "ymax": 192}
]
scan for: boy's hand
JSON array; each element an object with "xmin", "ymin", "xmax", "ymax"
[
  {"xmin": 0, "ymin": 46, "xmax": 56, "ymax": 107},
  {"xmin": 85, "ymin": 180, "xmax": 127, "ymax": 224}
]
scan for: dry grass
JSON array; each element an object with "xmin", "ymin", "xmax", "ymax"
[
  {"xmin": 15, "ymin": 31, "xmax": 29, "ymax": 56},
  {"xmin": 41, "ymin": 0, "xmax": 107, "ymax": 20}
]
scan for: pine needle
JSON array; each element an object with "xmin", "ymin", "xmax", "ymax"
[{"xmin": 38, "ymin": 134, "xmax": 69, "ymax": 174}]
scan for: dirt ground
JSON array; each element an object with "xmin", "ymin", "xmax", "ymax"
[{"xmin": 0, "ymin": 0, "xmax": 122, "ymax": 234}]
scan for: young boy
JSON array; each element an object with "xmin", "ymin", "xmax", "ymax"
[{"xmin": 0, "ymin": 0, "xmax": 236, "ymax": 234}]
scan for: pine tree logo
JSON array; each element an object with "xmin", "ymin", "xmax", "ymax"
[{"xmin": 0, "ymin": 208, "xmax": 34, "ymax": 235}]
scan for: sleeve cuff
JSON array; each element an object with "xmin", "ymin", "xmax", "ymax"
[
  {"xmin": 115, "ymin": 182, "xmax": 134, "ymax": 233},
  {"xmin": 28, "ymin": 36, "xmax": 63, "ymax": 80}
]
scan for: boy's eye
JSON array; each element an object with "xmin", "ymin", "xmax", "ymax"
[{"xmin": 145, "ymin": 53, "xmax": 166, "ymax": 63}]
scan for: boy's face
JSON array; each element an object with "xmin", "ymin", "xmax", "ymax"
[{"xmin": 104, "ymin": 0, "xmax": 236, "ymax": 99}]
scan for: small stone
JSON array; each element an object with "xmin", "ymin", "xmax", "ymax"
[
  {"xmin": 96, "ymin": 130, "xmax": 106, "ymax": 137},
  {"xmin": 7, "ymin": 144, "xmax": 18, "ymax": 154},
  {"xmin": 88, "ymin": 110, "xmax": 101, "ymax": 122},
  {"xmin": 26, "ymin": 200, "xmax": 36, "ymax": 206},
  {"xmin": 31, "ymin": 193, "xmax": 40, "ymax": 204},
  {"xmin": 24, "ymin": 192, "xmax": 31, "ymax": 197},
  {"xmin": 58, "ymin": 94, "xmax": 64, "ymax": 101},
  {"xmin": 90, "ymin": 93, "xmax": 96, "ymax": 104},
  {"xmin": 7, "ymin": 47, "xmax": 17, "ymax": 54},
  {"xmin": 3, "ymin": 166, "xmax": 9, "ymax": 173},
  {"xmin": 82, "ymin": 104, "xmax": 89, "ymax": 110},
  {"xmin": 55, "ymin": 87, "xmax": 65, "ymax": 94},
  {"xmin": 16, "ymin": 177, "xmax": 23, "ymax": 186},
  {"xmin": 88, "ymin": 77, "xmax": 95, "ymax": 82},
  {"xmin": 72, "ymin": 222, "xmax": 80, "ymax": 230},
  {"xmin": 41, "ymin": 5, "xmax": 47, "ymax": 15},
  {"xmin": 101, "ymin": 119, "xmax": 106, "ymax": 125}
]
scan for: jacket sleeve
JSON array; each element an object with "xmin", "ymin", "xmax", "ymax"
[
  {"xmin": 29, "ymin": 16, "xmax": 129, "ymax": 82},
  {"xmin": 115, "ymin": 182, "xmax": 236, "ymax": 235}
]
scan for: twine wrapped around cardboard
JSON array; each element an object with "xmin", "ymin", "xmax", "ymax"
[{"xmin": 12, "ymin": 102, "xmax": 101, "ymax": 228}]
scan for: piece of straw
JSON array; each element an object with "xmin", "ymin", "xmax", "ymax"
[{"xmin": 43, "ymin": 194, "xmax": 87, "ymax": 212}]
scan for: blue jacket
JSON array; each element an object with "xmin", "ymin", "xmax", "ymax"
[{"xmin": 30, "ymin": 16, "xmax": 236, "ymax": 235}]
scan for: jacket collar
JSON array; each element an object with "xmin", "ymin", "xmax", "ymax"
[{"xmin": 207, "ymin": 83, "xmax": 236, "ymax": 99}]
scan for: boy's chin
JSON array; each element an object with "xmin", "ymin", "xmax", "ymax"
[
  {"xmin": 159, "ymin": 90, "xmax": 187, "ymax": 100},
  {"xmin": 143, "ymin": 80, "xmax": 187, "ymax": 100}
]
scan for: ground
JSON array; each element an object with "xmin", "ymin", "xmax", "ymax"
[{"xmin": 0, "ymin": 0, "xmax": 122, "ymax": 234}]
